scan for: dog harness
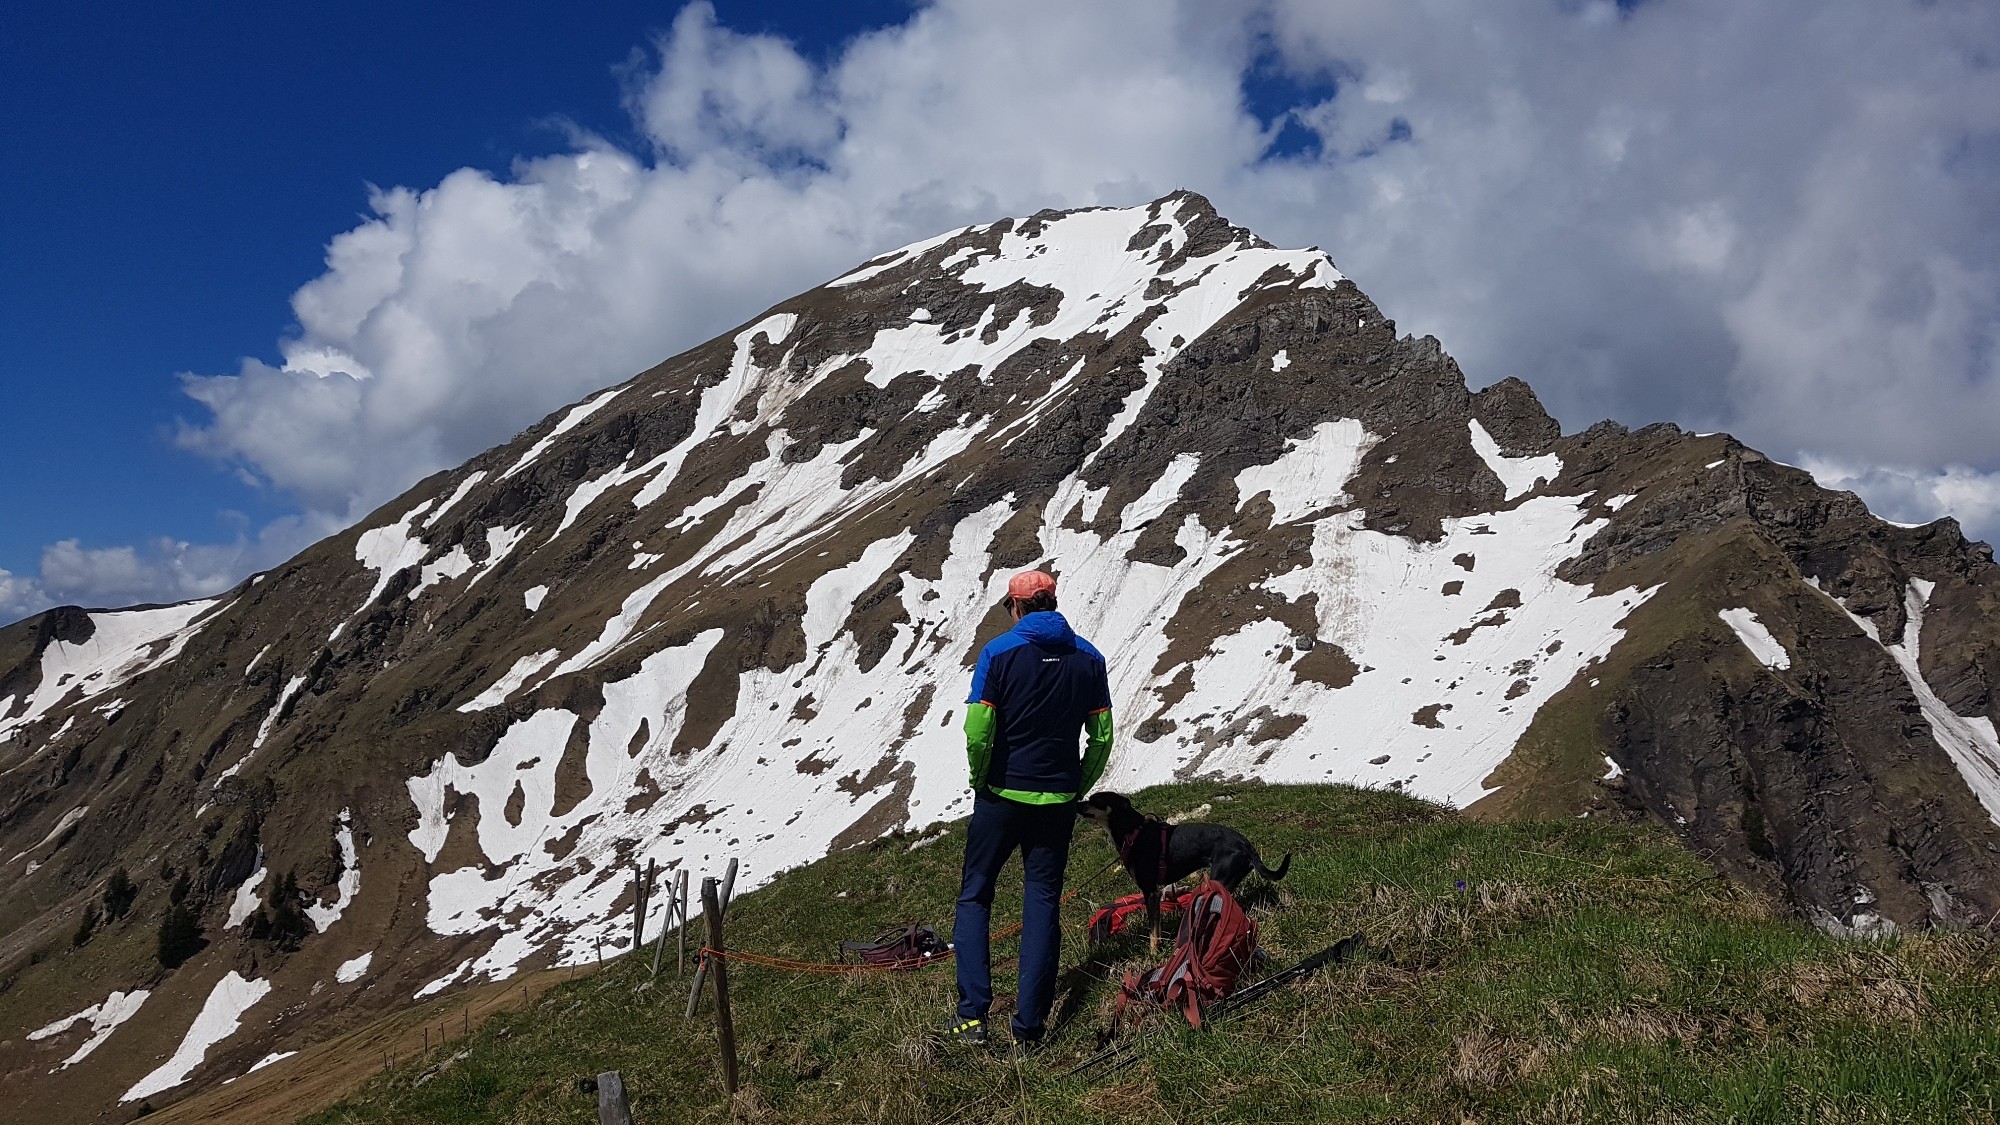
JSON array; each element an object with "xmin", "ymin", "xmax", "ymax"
[{"xmin": 1115, "ymin": 816, "xmax": 1174, "ymax": 888}]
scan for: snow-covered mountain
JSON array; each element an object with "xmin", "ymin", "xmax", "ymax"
[{"xmin": 5, "ymin": 192, "xmax": 1999, "ymax": 1121}]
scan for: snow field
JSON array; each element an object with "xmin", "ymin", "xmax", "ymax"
[
  {"xmin": 424, "ymin": 470, "xmax": 489, "ymax": 529},
  {"xmin": 501, "ymin": 387, "xmax": 625, "ymax": 480},
  {"xmin": 0, "ymin": 599, "xmax": 224, "ymax": 747}
]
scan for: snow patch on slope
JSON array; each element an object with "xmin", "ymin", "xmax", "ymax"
[
  {"xmin": 409, "ymin": 631, "xmax": 722, "ymax": 986},
  {"xmin": 226, "ymin": 852, "xmax": 267, "ymax": 929},
  {"xmin": 121, "ymin": 972, "xmax": 270, "ymax": 1102},
  {"xmin": 253, "ymin": 675, "xmax": 309, "ymax": 750},
  {"xmin": 410, "ymin": 546, "xmax": 474, "ymax": 598},
  {"xmin": 0, "ymin": 599, "xmax": 224, "ymax": 745},
  {"xmin": 305, "ymin": 809, "xmax": 360, "ymax": 932},
  {"xmin": 1234, "ymin": 420, "xmax": 1373, "ymax": 526},
  {"xmin": 424, "ymin": 470, "xmax": 488, "ymax": 528},
  {"xmin": 1469, "ymin": 420, "xmax": 1561, "ymax": 501},
  {"xmin": 349, "ymin": 500, "xmax": 436, "ymax": 620},
  {"xmin": 457, "ymin": 649, "xmax": 561, "ymax": 712},
  {"xmin": 1825, "ymin": 580, "xmax": 2000, "ymax": 825},
  {"xmin": 1250, "ymin": 497, "xmax": 1655, "ymax": 804},
  {"xmin": 630, "ymin": 312, "xmax": 799, "ymax": 510},
  {"xmin": 10, "ymin": 805, "xmax": 88, "ymax": 863},
  {"xmin": 1719, "ymin": 608, "xmax": 1791, "ymax": 669},
  {"xmin": 502, "ymin": 388, "xmax": 624, "ymax": 480},
  {"xmin": 29, "ymin": 988, "xmax": 150, "ymax": 1069}
]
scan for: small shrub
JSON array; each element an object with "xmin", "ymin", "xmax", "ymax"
[
  {"xmin": 156, "ymin": 904, "xmax": 203, "ymax": 968},
  {"xmin": 72, "ymin": 903, "xmax": 101, "ymax": 948},
  {"xmin": 103, "ymin": 867, "xmax": 138, "ymax": 919},
  {"xmin": 247, "ymin": 870, "xmax": 310, "ymax": 950}
]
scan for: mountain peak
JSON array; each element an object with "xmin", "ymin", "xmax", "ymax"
[{"xmin": 5, "ymin": 195, "xmax": 1999, "ymax": 1123}]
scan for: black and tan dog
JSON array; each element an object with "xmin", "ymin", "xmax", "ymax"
[{"xmin": 1080, "ymin": 791, "xmax": 1292, "ymax": 951}]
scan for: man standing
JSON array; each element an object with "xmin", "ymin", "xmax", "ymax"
[{"xmin": 942, "ymin": 569, "xmax": 1114, "ymax": 1053}]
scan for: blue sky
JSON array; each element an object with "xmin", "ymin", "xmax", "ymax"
[
  {"xmin": 4, "ymin": 1, "xmax": 1997, "ymax": 622},
  {"xmin": 0, "ymin": 1, "xmax": 908, "ymax": 610}
]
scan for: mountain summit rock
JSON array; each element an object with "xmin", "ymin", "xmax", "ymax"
[{"xmin": 5, "ymin": 191, "xmax": 1998, "ymax": 1120}]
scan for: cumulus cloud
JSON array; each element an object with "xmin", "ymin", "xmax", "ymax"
[
  {"xmin": 0, "ymin": 515, "xmax": 339, "ymax": 623},
  {"xmin": 14, "ymin": 0, "xmax": 1999, "ymax": 623}
]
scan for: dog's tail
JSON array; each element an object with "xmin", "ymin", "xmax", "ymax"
[{"xmin": 1256, "ymin": 852, "xmax": 1292, "ymax": 881}]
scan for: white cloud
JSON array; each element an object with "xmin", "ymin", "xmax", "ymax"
[
  {"xmin": 14, "ymin": 0, "xmax": 2000, "ymax": 622},
  {"xmin": 1799, "ymin": 458, "xmax": 2000, "ymax": 539},
  {"xmin": 1, "ymin": 516, "xmax": 338, "ymax": 624}
]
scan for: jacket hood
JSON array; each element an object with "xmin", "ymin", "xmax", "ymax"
[{"xmin": 1012, "ymin": 610, "xmax": 1077, "ymax": 645}]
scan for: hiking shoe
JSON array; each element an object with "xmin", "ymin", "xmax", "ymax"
[
  {"xmin": 1008, "ymin": 1034, "xmax": 1044, "ymax": 1061},
  {"xmin": 937, "ymin": 1015, "xmax": 988, "ymax": 1045}
]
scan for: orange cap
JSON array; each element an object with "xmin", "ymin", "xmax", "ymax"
[{"xmin": 1007, "ymin": 569, "xmax": 1057, "ymax": 600}]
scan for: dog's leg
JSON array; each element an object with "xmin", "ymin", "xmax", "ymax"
[
  {"xmin": 1211, "ymin": 852, "xmax": 1250, "ymax": 893},
  {"xmin": 1146, "ymin": 890, "xmax": 1161, "ymax": 955}
]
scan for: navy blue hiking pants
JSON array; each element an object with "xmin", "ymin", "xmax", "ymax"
[{"xmin": 953, "ymin": 791, "xmax": 1076, "ymax": 1039}]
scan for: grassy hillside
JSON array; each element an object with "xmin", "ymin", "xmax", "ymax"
[{"xmin": 306, "ymin": 784, "xmax": 2000, "ymax": 1124}]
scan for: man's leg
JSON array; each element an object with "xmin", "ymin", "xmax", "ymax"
[
  {"xmin": 953, "ymin": 793, "xmax": 1017, "ymax": 1024},
  {"xmin": 1011, "ymin": 801, "xmax": 1077, "ymax": 1041}
]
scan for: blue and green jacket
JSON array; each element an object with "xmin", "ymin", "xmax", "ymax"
[{"xmin": 963, "ymin": 610, "xmax": 1113, "ymax": 804}]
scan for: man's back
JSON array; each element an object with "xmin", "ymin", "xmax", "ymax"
[{"xmin": 969, "ymin": 610, "xmax": 1110, "ymax": 797}]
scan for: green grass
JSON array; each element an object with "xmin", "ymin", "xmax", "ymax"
[{"xmin": 306, "ymin": 784, "xmax": 2000, "ymax": 1124}]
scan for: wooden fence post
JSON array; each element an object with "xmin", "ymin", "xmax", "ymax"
[
  {"xmin": 649, "ymin": 863, "xmax": 673, "ymax": 980},
  {"xmin": 596, "ymin": 1069, "xmax": 635, "ymax": 1125},
  {"xmin": 631, "ymin": 861, "xmax": 650, "ymax": 953},
  {"xmin": 684, "ymin": 858, "xmax": 739, "ymax": 1016},
  {"xmin": 702, "ymin": 876, "xmax": 740, "ymax": 1095},
  {"xmin": 676, "ymin": 869, "xmax": 689, "ymax": 974}
]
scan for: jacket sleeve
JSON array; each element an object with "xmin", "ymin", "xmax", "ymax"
[
  {"xmin": 964, "ymin": 702, "xmax": 997, "ymax": 789},
  {"xmin": 1080, "ymin": 708, "xmax": 1113, "ymax": 795},
  {"xmin": 964, "ymin": 642, "xmax": 997, "ymax": 788},
  {"xmin": 1078, "ymin": 649, "xmax": 1113, "ymax": 793}
]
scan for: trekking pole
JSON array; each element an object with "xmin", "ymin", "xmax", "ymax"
[{"xmin": 702, "ymin": 876, "xmax": 741, "ymax": 1095}]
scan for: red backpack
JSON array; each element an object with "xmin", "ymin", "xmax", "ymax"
[{"xmin": 1115, "ymin": 879, "xmax": 1258, "ymax": 1029}]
